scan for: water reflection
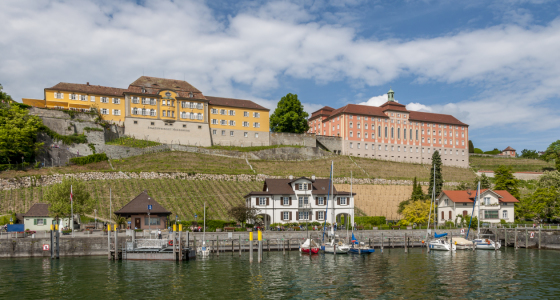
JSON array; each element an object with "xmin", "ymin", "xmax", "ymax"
[{"xmin": 1, "ymin": 249, "xmax": 560, "ymax": 299}]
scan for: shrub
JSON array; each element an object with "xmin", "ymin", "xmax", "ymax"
[
  {"xmin": 474, "ymin": 148, "xmax": 483, "ymax": 154},
  {"xmin": 355, "ymin": 216, "xmax": 386, "ymax": 226},
  {"xmin": 42, "ymin": 126, "xmax": 88, "ymax": 145},
  {"xmin": 70, "ymin": 153, "xmax": 108, "ymax": 165},
  {"xmin": 83, "ymin": 127, "xmax": 103, "ymax": 132}
]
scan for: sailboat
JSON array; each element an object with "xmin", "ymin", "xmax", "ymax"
[
  {"xmin": 320, "ymin": 161, "xmax": 352, "ymax": 254},
  {"xmin": 300, "ymin": 238, "xmax": 320, "ymax": 254},
  {"xmin": 427, "ymin": 161, "xmax": 456, "ymax": 251},
  {"xmin": 197, "ymin": 202, "xmax": 210, "ymax": 256},
  {"xmin": 471, "ymin": 182, "xmax": 501, "ymax": 250},
  {"xmin": 348, "ymin": 232, "xmax": 374, "ymax": 254}
]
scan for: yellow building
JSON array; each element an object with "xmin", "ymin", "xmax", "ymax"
[{"xmin": 23, "ymin": 76, "xmax": 270, "ymax": 146}]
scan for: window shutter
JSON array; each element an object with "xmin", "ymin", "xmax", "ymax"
[
  {"xmin": 289, "ymin": 197, "xmax": 292, "ymax": 206},
  {"xmin": 309, "ymin": 213, "xmax": 312, "ymax": 221},
  {"xmin": 34, "ymin": 219, "xmax": 37, "ymax": 225},
  {"xmin": 266, "ymin": 197, "xmax": 269, "ymax": 206},
  {"xmin": 316, "ymin": 211, "xmax": 319, "ymax": 220},
  {"xmin": 44, "ymin": 218, "xmax": 47, "ymax": 225},
  {"xmin": 347, "ymin": 197, "xmax": 350, "ymax": 205},
  {"xmin": 289, "ymin": 212, "xmax": 292, "ymax": 220},
  {"xmin": 255, "ymin": 198, "xmax": 258, "ymax": 206},
  {"xmin": 337, "ymin": 197, "xmax": 340, "ymax": 205},
  {"xmin": 295, "ymin": 184, "xmax": 299, "ymax": 190},
  {"xmin": 315, "ymin": 197, "xmax": 318, "ymax": 205},
  {"xmin": 61, "ymin": 93, "xmax": 64, "ymax": 99},
  {"xmin": 296, "ymin": 212, "xmax": 299, "ymax": 221}
]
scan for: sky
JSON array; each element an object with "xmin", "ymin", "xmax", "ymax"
[{"xmin": 1, "ymin": 0, "xmax": 559, "ymax": 151}]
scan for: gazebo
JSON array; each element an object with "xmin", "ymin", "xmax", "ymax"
[{"xmin": 114, "ymin": 191, "xmax": 171, "ymax": 229}]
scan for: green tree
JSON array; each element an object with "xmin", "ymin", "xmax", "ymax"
[
  {"xmin": 428, "ymin": 150, "xmax": 443, "ymax": 198},
  {"xmin": 522, "ymin": 187, "xmax": 559, "ymax": 222},
  {"xmin": 0, "ymin": 84, "xmax": 14, "ymax": 103},
  {"xmin": 543, "ymin": 140, "xmax": 560, "ymax": 162},
  {"xmin": 269, "ymin": 93, "xmax": 309, "ymax": 133},
  {"xmin": 0, "ymin": 103, "xmax": 44, "ymax": 164},
  {"xmin": 493, "ymin": 165, "xmax": 520, "ymax": 199},
  {"xmin": 556, "ymin": 159, "xmax": 560, "ymax": 172},
  {"xmin": 398, "ymin": 177, "xmax": 426, "ymax": 214},
  {"xmin": 468, "ymin": 140, "xmax": 474, "ymax": 154},
  {"xmin": 520, "ymin": 149, "xmax": 539, "ymax": 159},
  {"xmin": 399, "ymin": 200, "xmax": 433, "ymax": 226},
  {"xmin": 44, "ymin": 178, "xmax": 95, "ymax": 226},
  {"xmin": 474, "ymin": 173, "xmax": 492, "ymax": 190},
  {"xmin": 227, "ymin": 204, "xmax": 259, "ymax": 227},
  {"xmin": 538, "ymin": 170, "xmax": 560, "ymax": 191}
]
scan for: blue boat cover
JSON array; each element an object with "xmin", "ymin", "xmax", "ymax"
[
  {"xmin": 434, "ymin": 232, "xmax": 447, "ymax": 238},
  {"xmin": 351, "ymin": 233, "xmax": 359, "ymax": 245}
]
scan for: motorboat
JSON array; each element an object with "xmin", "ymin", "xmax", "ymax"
[
  {"xmin": 322, "ymin": 236, "xmax": 350, "ymax": 254},
  {"xmin": 197, "ymin": 241, "xmax": 210, "ymax": 256},
  {"xmin": 348, "ymin": 233, "xmax": 374, "ymax": 254},
  {"xmin": 452, "ymin": 237, "xmax": 474, "ymax": 250},
  {"xmin": 300, "ymin": 238, "xmax": 320, "ymax": 254},
  {"xmin": 473, "ymin": 238, "xmax": 501, "ymax": 250},
  {"xmin": 428, "ymin": 239, "xmax": 456, "ymax": 251}
]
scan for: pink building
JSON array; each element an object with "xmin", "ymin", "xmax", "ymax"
[
  {"xmin": 500, "ymin": 146, "xmax": 516, "ymax": 157},
  {"xmin": 308, "ymin": 89, "xmax": 469, "ymax": 167}
]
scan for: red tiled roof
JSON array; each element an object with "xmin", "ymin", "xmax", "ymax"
[
  {"xmin": 206, "ymin": 96, "xmax": 269, "ymax": 111},
  {"xmin": 329, "ymin": 104, "xmax": 388, "ymax": 119},
  {"xmin": 310, "ymin": 106, "xmax": 335, "ymax": 120},
  {"xmin": 502, "ymin": 146, "xmax": 516, "ymax": 151},
  {"xmin": 129, "ymin": 76, "xmax": 201, "ymax": 93},
  {"xmin": 409, "ymin": 111, "xmax": 467, "ymax": 126},
  {"xmin": 47, "ymin": 83, "xmax": 127, "ymax": 97},
  {"xmin": 440, "ymin": 189, "xmax": 519, "ymax": 203},
  {"xmin": 380, "ymin": 101, "xmax": 408, "ymax": 112}
]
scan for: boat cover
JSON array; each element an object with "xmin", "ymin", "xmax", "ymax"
[{"xmin": 434, "ymin": 232, "xmax": 448, "ymax": 238}]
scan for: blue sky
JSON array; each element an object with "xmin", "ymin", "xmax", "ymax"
[{"xmin": 1, "ymin": 0, "xmax": 559, "ymax": 151}]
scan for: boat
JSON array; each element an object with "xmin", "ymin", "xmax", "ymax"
[
  {"xmin": 197, "ymin": 202, "xmax": 210, "ymax": 256},
  {"xmin": 348, "ymin": 233, "xmax": 374, "ymax": 254},
  {"xmin": 321, "ymin": 235, "xmax": 350, "ymax": 254},
  {"xmin": 474, "ymin": 238, "xmax": 501, "ymax": 250},
  {"xmin": 300, "ymin": 238, "xmax": 320, "ymax": 254},
  {"xmin": 453, "ymin": 237, "xmax": 474, "ymax": 250},
  {"xmin": 428, "ymin": 239, "xmax": 456, "ymax": 251}
]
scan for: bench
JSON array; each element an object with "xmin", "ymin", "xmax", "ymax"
[
  {"xmin": 224, "ymin": 227, "xmax": 236, "ymax": 232},
  {"xmin": 84, "ymin": 225, "xmax": 96, "ymax": 230},
  {"xmin": 391, "ymin": 225, "xmax": 400, "ymax": 230}
]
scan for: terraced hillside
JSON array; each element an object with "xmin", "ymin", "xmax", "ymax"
[
  {"xmin": 1, "ymin": 179, "xmax": 263, "ymax": 221},
  {"xmin": 470, "ymin": 156, "xmax": 554, "ymax": 172}
]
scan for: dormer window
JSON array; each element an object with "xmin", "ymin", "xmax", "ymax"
[{"xmin": 297, "ymin": 183, "xmax": 308, "ymax": 191}]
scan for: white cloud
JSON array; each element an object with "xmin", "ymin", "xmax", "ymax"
[
  {"xmin": 359, "ymin": 94, "xmax": 388, "ymax": 106},
  {"xmin": 0, "ymin": 0, "xmax": 559, "ymax": 136},
  {"xmin": 406, "ymin": 102, "xmax": 433, "ymax": 112}
]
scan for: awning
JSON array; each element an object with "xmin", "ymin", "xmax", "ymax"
[
  {"xmin": 68, "ymin": 103, "xmax": 92, "ymax": 109},
  {"xmin": 46, "ymin": 101, "xmax": 69, "ymax": 108}
]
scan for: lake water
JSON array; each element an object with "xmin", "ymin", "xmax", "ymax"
[{"xmin": 1, "ymin": 248, "xmax": 558, "ymax": 299}]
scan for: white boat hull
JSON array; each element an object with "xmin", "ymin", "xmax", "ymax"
[
  {"xmin": 323, "ymin": 245, "xmax": 350, "ymax": 254},
  {"xmin": 474, "ymin": 239, "xmax": 501, "ymax": 250},
  {"xmin": 429, "ymin": 239, "xmax": 456, "ymax": 251}
]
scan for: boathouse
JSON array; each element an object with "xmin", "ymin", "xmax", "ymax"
[
  {"xmin": 114, "ymin": 191, "xmax": 171, "ymax": 229},
  {"xmin": 22, "ymin": 203, "xmax": 72, "ymax": 231}
]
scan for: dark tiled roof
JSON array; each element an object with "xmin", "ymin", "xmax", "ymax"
[
  {"xmin": 502, "ymin": 146, "xmax": 516, "ymax": 151},
  {"xmin": 206, "ymin": 96, "xmax": 269, "ymax": 111},
  {"xmin": 23, "ymin": 203, "xmax": 50, "ymax": 217},
  {"xmin": 408, "ymin": 111, "xmax": 467, "ymax": 126},
  {"xmin": 47, "ymin": 83, "xmax": 127, "ymax": 97},
  {"xmin": 114, "ymin": 191, "xmax": 171, "ymax": 216},
  {"xmin": 129, "ymin": 76, "xmax": 201, "ymax": 93}
]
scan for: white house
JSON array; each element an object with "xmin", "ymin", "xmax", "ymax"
[
  {"xmin": 437, "ymin": 189, "xmax": 519, "ymax": 224},
  {"xmin": 244, "ymin": 176, "xmax": 355, "ymax": 227},
  {"xmin": 23, "ymin": 203, "xmax": 72, "ymax": 232}
]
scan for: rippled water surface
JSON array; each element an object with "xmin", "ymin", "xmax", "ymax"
[{"xmin": 1, "ymin": 248, "xmax": 559, "ymax": 299}]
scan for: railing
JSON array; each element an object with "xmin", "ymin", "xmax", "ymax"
[{"xmin": 135, "ymin": 239, "xmax": 168, "ymax": 249}]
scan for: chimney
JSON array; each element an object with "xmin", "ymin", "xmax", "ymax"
[
  {"xmin": 289, "ymin": 175, "xmax": 293, "ymax": 180},
  {"xmin": 312, "ymin": 175, "xmax": 316, "ymax": 181},
  {"xmin": 86, "ymin": 82, "xmax": 89, "ymax": 86}
]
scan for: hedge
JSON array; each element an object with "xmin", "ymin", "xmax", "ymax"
[
  {"xmin": 70, "ymin": 153, "xmax": 108, "ymax": 165},
  {"xmin": 42, "ymin": 126, "xmax": 87, "ymax": 145},
  {"xmin": 355, "ymin": 216, "xmax": 386, "ymax": 226}
]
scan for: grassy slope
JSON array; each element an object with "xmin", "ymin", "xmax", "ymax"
[{"xmin": 470, "ymin": 156, "xmax": 554, "ymax": 172}]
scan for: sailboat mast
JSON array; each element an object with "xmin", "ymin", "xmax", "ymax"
[
  {"xmin": 348, "ymin": 170, "xmax": 352, "ymax": 243},
  {"xmin": 322, "ymin": 161, "xmax": 333, "ymax": 243},
  {"xmin": 427, "ymin": 161, "xmax": 434, "ymax": 237},
  {"xmin": 203, "ymin": 201, "xmax": 206, "ymax": 243},
  {"xmin": 477, "ymin": 181, "xmax": 480, "ymax": 238},
  {"xmin": 432, "ymin": 161, "xmax": 436, "ymax": 230},
  {"xmin": 331, "ymin": 161, "xmax": 335, "ymax": 236}
]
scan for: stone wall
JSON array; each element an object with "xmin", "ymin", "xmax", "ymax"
[
  {"xmin": 316, "ymin": 135, "xmax": 342, "ymax": 153},
  {"xmin": 270, "ymin": 132, "xmax": 316, "ymax": 147},
  {"xmin": 0, "ymin": 236, "xmax": 109, "ymax": 258},
  {"xmin": 489, "ymin": 228, "xmax": 560, "ymax": 250},
  {"xmin": 476, "ymin": 171, "xmax": 543, "ymax": 180},
  {"xmin": 211, "ymin": 129, "xmax": 270, "ymax": 147}
]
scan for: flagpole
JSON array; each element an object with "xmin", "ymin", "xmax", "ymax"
[{"xmin": 71, "ymin": 185, "xmax": 74, "ymax": 237}]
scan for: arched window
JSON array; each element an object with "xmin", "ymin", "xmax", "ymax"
[
  {"xmin": 150, "ymin": 109, "xmax": 156, "ymax": 116},
  {"xmin": 198, "ymin": 113, "xmax": 203, "ymax": 120},
  {"xmin": 132, "ymin": 108, "xmax": 138, "ymax": 115},
  {"xmin": 190, "ymin": 112, "xmax": 194, "ymax": 119},
  {"xmin": 181, "ymin": 112, "xmax": 187, "ymax": 119},
  {"xmin": 142, "ymin": 108, "xmax": 146, "ymax": 116},
  {"xmin": 397, "ymin": 128, "xmax": 400, "ymax": 139},
  {"xmin": 384, "ymin": 127, "xmax": 388, "ymax": 138},
  {"xmin": 391, "ymin": 127, "xmax": 394, "ymax": 139}
]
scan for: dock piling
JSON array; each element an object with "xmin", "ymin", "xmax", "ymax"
[
  {"xmin": 525, "ymin": 228, "xmax": 528, "ymax": 248},
  {"xmin": 515, "ymin": 228, "xmax": 518, "ymax": 249},
  {"xmin": 404, "ymin": 233, "xmax": 407, "ymax": 253},
  {"xmin": 538, "ymin": 227, "xmax": 541, "ymax": 249}
]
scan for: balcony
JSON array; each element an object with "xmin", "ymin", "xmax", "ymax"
[{"xmin": 298, "ymin": 203, "xmax": 311, "ymax": 211}]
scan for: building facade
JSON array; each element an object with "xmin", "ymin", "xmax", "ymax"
[
  {"xmin": 308, "ymin": 89, "xmax": 470, "ymax": 167},
  {"xmin": 245, "ymin": 177, "xmax": 355, "ymax": 227},
  {"xmin": 23, "ymin": 76, "xmax": 270, "ymax": 147},
  {"xmin": 500, "ymin": 146, "xmax": 516, "ymax": 157},
  {"xmin": 22, "ymin": 203, "xmax": 72, "ymax": 232},
  {"xmin": 436, "ymin": 189, "xmax": 519, "ymax": 224}
]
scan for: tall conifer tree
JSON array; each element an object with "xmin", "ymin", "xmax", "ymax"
[{"xmin": 428, "ymin": 150, "xmax": 443, "ymax": 198}]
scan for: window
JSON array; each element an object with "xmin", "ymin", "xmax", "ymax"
[
  {"xmin": 54, "ymin": 92, "xmax": 63, "ymax": 99},
  {"xmin": 483, "ymin": 197, "xmax": 491, "ymax": 205},
  {"xmin": 101, "ymin": 108, "xmax": 109, "ymax": 115},
  {"xmin": 298, "ymin": 183, "xmax": 308, "ymax": 190},
  {"xmin": 378, "ymin": 126, "xmax": 381, "ymax": 137},
  {"xmin": 398, "ymin": 128, "xmax": 400, "ymax": 139},
  {"xmin": 220, "ymin": 120, "xmax": 227, "ymax": 125},
  {"xmin": 132, "ymin": 96, "xmax": 138, "ymax": 104},
  {"xmin": 212, "ymin": 119, "xmax": 218, "ymax": 125},
  {"xmin": 259, "ymin": 197, "xmax": 267, "ymax": 206},
  {"xmin": 357, "ymin": 123, "xmax": 361, "ymax": 129},
  {"xmin": 70, "ymin": 94, "xmax": 77, "ymax": 100},
  {"xmin": 230, "ymin": 131, "xmax": 234, "ymax": 136},
  {"xmin": 211, "ymin": 108, "xmax": 218, "ymax": 114},
  {"xmin": 144, "ymin": 218, "xmax": 160, "ymax": 225},
  {"xmin": 229, "ymin": 120, "xmax": 235, "ymax": 126},
  {"xmin": 283, "ymin": 212, "xmax": 289, "ymax": 220},
  {"xmin": 403, "ymin": 129, "xmax": 406, "ymax": 139},
  {"xmin": 244, "ymin": 132, "xmax": 248, "ymax": 138},
  {"xmin": 357, "ymin": 143, "xmax": 361, "ymax": 149},
  {"xmin": 132, "ymin": 108, "xmax": 138, "ymax": 115},
  {"xmin": 484, "ymin": 210, "xmax": 499, "ymax": 219},
  {"xmin": 318, "ymin": 197, "xmax": 324, "ymax": 205},
  {"xmin": 298, "ymin": 211, "xmax": 309, "ymax": 220},
  {"xmin": 221, "ymin": 130, "xmax": 226, "ymax": 136},
  {"xmin": 181, "ymin": 112, "xmax": 187, "ymax": 119},
  {"xmin": 212, "ymin": 130, "xmax": 217, "ymax": 135},
  {"xmin": 283, "ymin": 197, "xmax": 290, "ymax": 205},
  {"xmin": 365, "ymin": 123, "xmax": 368, "ymax": 129},
  {"xmin": 255, "ymin": 133, "xmax": 259, "ymax": 138},
  {"xmin": 197, "ymin": 103, "xmax": 203, "ymax": 109},
  {"xmin": 253, "ymin": 112, "xmax": 260, "ymax": 118},
  {"xmin": 229, "ymin": 110, "xmax": 235, "ymax": 116},
  {"xmin": 357, "ymin": 132, "xmax": 361, "ymax": 138},
  {"xmin": 151, "ymin": 122, "xmax": 155, "ymax": 125},
  {"xmin": 350, "ymin": 122, "xmax": 353, "ymax": 128},
  {"xmin": 113, "ymin": 109, "xmax": 121, "ymax": 116},
  {"xmin": 91, "ymin": 95, "xmax": 95, "ymax": 102},
  {"xmin": 220, "ymin": 109, "xmax": 226, "ymax": 115},
  {"xmin": 340, "ymin": 197, "xmax": 347, "ymax": 205},
  {"xmin": 385, "ymin": 127, "xmax": 388, "ymax": 138},
  {"xmin": 365, "ymin": 132, "xmax": 368, "ymax": 138},
  {"xmin": 350, "ymin": 132, "xmax": 353, "ymax": 138},
  {"xmin": 162, "ymin": 111, "xmax": 166, "ymax": 117},
  {"xmin": 112, "ymin": 98, "xmax": 120, "ymax": 104},
  {"xmin": 350, "ymin": 142, "xmax": 353, "ymax": 149},
  {"xmin": 79, "ymin": 95, "xmax": 86, "ymax": 101},
  {"xmin": 398, "ymin": 146, "xmax": 400, "ymax": 151},
  {"xmin": 253, "ymin": 122, "xmax": 260, "ymax": 128},
  {"xmin": 503, "ymin": 210, "xmax": 508, "ymax": 219},
  {"xmin": 101, "ymin": 97, "xmax": 108, "ymax": 103},
  {"xmin": 244, "ymin": 111, "xmax": 249, "ymax": 117},
  {"xmin": 385, "ymin": 145, "xmax": 388, "ymax": 151},
  {"xmin": 317, "ymin": 211, "xmax": 324, "ymax": 220}
]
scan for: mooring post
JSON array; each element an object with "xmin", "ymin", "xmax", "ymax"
[
  {"xmin": 178, "ymin": 224, "xmax": 183, "ymax": 261},
  {"xmin": 451, "ymin": 231, "xmax": 453, "ymax": 251},
  {"xmin": 232, "ymin": 239, "xmax": 234, "ymax": 253},
  {"xmin": 239, "ymin": 235, "xmax": 242, "ymax": 256},
  {"xmin": 107, "ymin": 224, "xmax": 111, "ymax": 260},
  {"xmin": 249, "ymin": 232, "xmax": 253, "ymax": 263},
  {"xmin": 211, "ymin": 240, "xmax": 215, "ymax": 254},
  {"xmin": 172, "ymin": 224, "xmax": 177, "ymax": 259},
  {"xmin": 494, "ymin": 230, "xmax": 498, "ymax": 251},
  {"xmin": 217, "ymin": 235, "xmax": 219, "ymax": 256},
  {"xmin": 404, "ymin": 233, "xmax": 408, "ymax": 253},
  {"xmin": 538, "ymin": 227, "xmax": 541, "ymax": 249},
  {"xmin": 381, "ymin": 233, "xmax": 384, "ymax": 253},
  {"xmin": 525, "ymin": 228, "xmax": 528, "ymax": 248},
  {"xmin": 50, "ymin": 225, "xmax": 54, "ymax": 259},
  {"xmin": 504, "ymin": 228, "xmax": 507, "ymax": 248},
  {"xmin": 283, "ymin": 238, "xmax": 285, "ymax": 255},
  {"xmin": 258, "ymin": 230, "xmax": 262, "ymax": 263},
  {"xmin": 56, "ymin": 229, "xmax": 60, "ymax": 259},
  {"xmin": 114, "ymin": 224, "xmax": 118, "ymax": 260},
  {"xmin": 515, "ymin": 228, "xmax": 518, "ymax": 249}
]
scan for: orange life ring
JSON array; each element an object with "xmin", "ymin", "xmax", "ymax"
[{"xmin": 168, "ymin": 240, "xmax": 173, "ymax": 246}]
